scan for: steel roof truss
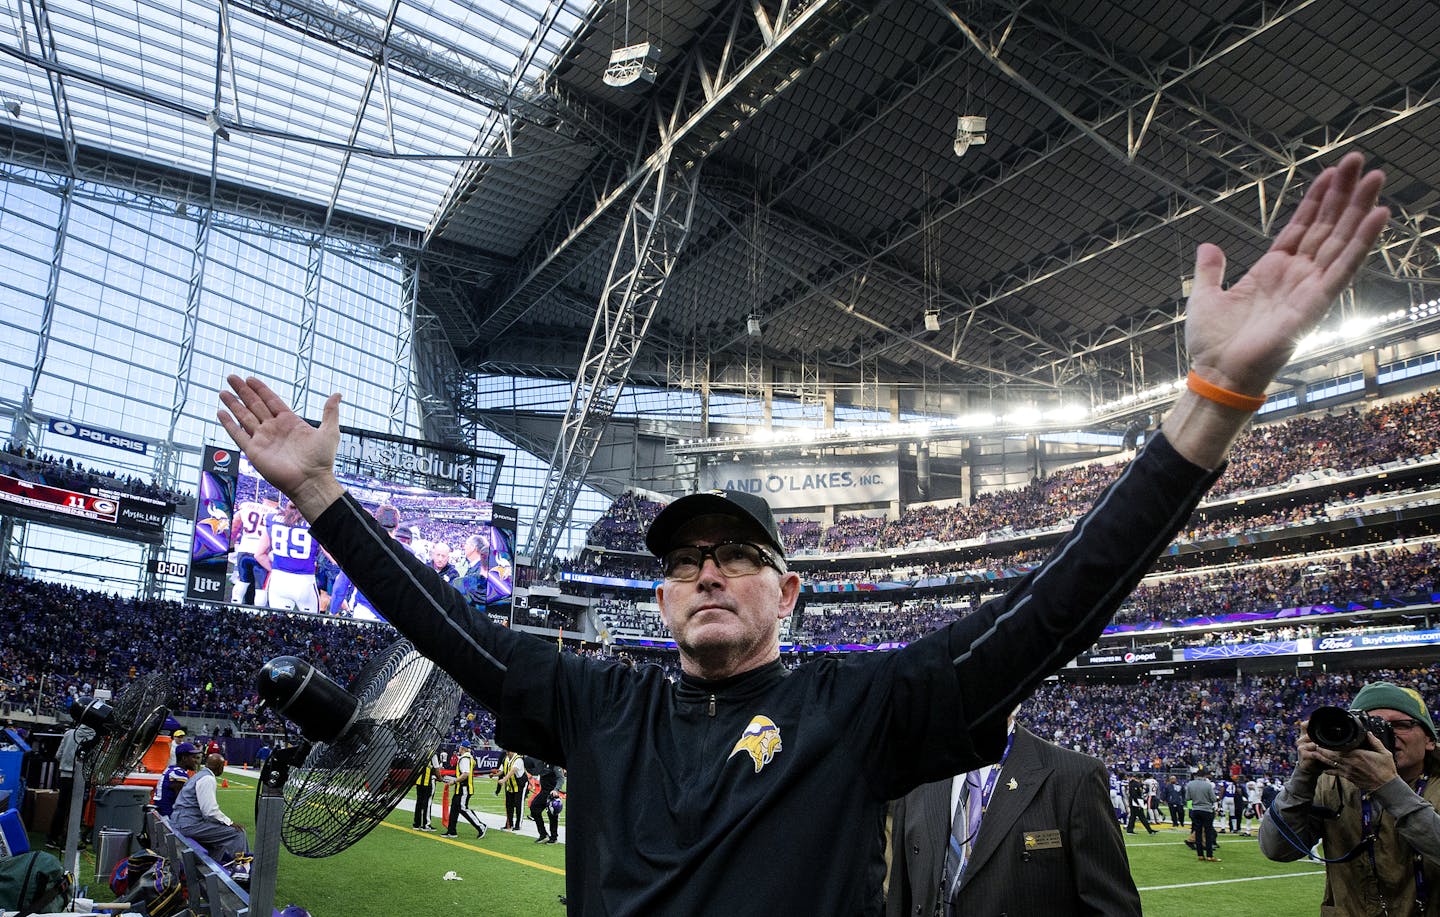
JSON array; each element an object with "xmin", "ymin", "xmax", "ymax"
[{"xmin": 524, "ymin": 165, "xmax": 699, "ymax": 568}]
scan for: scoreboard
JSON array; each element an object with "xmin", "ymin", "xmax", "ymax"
[
  {"xmin": 0, "ymin": 474, "xmax": 121, "ymax": 522},
  {"xmin": 0, "ymin": 470, "xmax": 172, "ymax": 544}
]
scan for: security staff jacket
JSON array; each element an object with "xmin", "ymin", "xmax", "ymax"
[{"xmin": 308, "ymin": 432, "xmax": 1218, "ymax": 916}]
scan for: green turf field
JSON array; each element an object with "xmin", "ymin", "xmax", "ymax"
[
  {"xmin": 41, "ymin": 786, "xmax": 1332, "ymax": 915},
  {"xmin": 1125, "ymin": 824, "xmax": 1325, "ymax": 916},
  {"xmin": 217, "ymin": 776, "xmax": 570, "ymax": 916}
]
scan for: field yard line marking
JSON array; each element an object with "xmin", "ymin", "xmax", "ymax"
[
  {"xmin": 1140, "ymin": 869, "xmax": 1324, "ymax": 891},
  {"xmin": 376, "ymin": 820, "xmax": 565, "ymax": 875}
]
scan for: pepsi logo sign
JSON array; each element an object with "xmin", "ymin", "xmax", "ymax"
[{"xmin": 212, "ymin": 450, "xmax": 232, "ymax": 468}]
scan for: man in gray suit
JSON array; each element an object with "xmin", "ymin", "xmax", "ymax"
[{"xmin": 886, "ymin": 724, "xmax": 1140, "ymax": 917}]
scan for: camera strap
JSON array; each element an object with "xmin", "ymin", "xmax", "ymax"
[{"xmin": 1359, "ymin": 773, "xmax": 1429, "ymax": 912}]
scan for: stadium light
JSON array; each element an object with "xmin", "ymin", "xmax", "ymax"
[
  {"xmin": 1411, "ymin": 298, "xmax": 1440, "ymax": 319},
  {"xmin": 954, "ymin": 115, "xmax": 987, "ymax": 157},
  {"xmin": 604, "ymin": 42, "xmax": 661, "ymax": 91},
  {"xmin": 1292, "ymin": 308, "xmax": 1408, "ymax": 359},
  {"xmin": 1048, "ymin": 404, "xmax": 1090, "ymax": 424},
  {"xmin": 206, "ymin": 109, "xmax": 230, "ymax": 141}
]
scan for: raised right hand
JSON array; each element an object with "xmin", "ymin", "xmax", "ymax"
[{"xmin": 217, "ymin": 375, "xmax": 346, "ymax": 520}]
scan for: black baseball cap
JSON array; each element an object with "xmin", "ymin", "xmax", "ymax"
[{"xmin": 645, "ymin": 489, "xmax": 785, "ymax": 558}]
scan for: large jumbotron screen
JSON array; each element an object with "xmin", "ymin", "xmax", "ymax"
[
  {"xmin": 0, "ymin": 452, "xmax": 173, "ymax": 545},
  {"xmin": 185, "ymin": 434, "xmax": 514, "ymax": 624}
]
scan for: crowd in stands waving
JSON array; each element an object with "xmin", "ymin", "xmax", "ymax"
[
  {"xmin": 1114, "ymin": 541, "xmax": 1439, "ymax": 625},
  {"xmin": 797, "ymin": 600, "xmax": 962, "ymax": 645},
  {"xmin": 3, "ymin": 566, "xmax": 1437, "ymax": 783},
  {"xmin": 583, "ymin": 491, "xmax": 663, "ymax": 552}
]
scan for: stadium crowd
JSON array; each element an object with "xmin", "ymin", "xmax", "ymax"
[
  {"xmin": 0, "ymin": 573, "xmax": 388, "ymax": 729},
  {"xmin": 798, "ymin": 600, "xmax": 961, "ymax": 644},
  {"xmin": 592, "ymin": 597, "xmax": 669, "ymax": 639},
  {"xmin": 1, "ymin": 565, "xmax": 1436, "ymax": 805},
  {"xmin": 583, "ymin": 537, "xmax": 1440, "ymax": 646},
  {"xmin": 1114, "ymin": 542, "xmax": 1440, "ymax": 625},
  {"xmin": 568, "ymin": 389, "xmax": 1440, "ymax": 572},
  {"xmin": 9, "ymin": 390, "xmax": 1440, "ymax": 842},
  {"xmin": 9, "ymin": 549, "xmax": 1433, "ymax": 783},
  {"xmin": 1021, "ymin": 663, "xmax": 1440, "ymax": 777},
  {"xmin": 581, "ymin": 491, "xmax": 663, "ymax": 552}
]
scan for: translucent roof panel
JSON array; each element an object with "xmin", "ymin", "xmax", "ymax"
[{"xmin": 0, "ymin": 0, "xmax": 597, "ymax": 229}]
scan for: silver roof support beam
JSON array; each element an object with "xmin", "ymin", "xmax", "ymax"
[{"xmin": 525, "ymin": 164, "xmax": 699, "ymax": 568}]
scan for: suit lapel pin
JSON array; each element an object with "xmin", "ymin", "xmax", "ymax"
[{"xmin": 1007, "ymin": 778, "xmax": 1018, "ymax": 790}]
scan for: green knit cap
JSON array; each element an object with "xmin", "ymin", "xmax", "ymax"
[{"xmin": 1351, "ymin": 682, "xmax": 1437, "ymax": 740}]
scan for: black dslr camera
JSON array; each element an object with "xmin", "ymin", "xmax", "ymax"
[{"xmin": 1307, "ymin": 706, "xmax": 1397, "ymax": 754}]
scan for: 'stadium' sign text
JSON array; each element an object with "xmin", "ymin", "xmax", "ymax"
[{"xmin": 336, "ymin": 437, "xmax": 479, "ymax": 487}]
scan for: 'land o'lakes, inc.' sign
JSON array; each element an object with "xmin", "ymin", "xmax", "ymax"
[{"xmin": 704, "ymin": 455, "xmax": 898, "ymax": 509}]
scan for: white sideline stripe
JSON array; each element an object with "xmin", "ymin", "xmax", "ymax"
[
  {"xmin": 1129, "ymin": 838, "xmax": 1258, "ymax": 848},
  {"xmin": 1140, "ymin": 869, "xmax": 1324, "ymax": 891}
]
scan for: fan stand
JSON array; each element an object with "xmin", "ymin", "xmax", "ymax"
[
  {"xmin": 62, "ymin": 760, "xmax": 86, "ymax": 895},
  {"xmin": 248, "ymin": 745, "xmax": 305, "ymax": 917}
]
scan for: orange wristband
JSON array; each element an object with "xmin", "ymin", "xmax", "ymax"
[{"xmin": 1186, "ymin": 370, "xmax": 1266, "ymax": 412}]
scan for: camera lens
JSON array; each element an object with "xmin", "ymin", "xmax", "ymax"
[{"xmin": 1307, "ymin": 706, "xmax": 1366, "ymax": 751}]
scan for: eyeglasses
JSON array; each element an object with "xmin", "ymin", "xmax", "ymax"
[
  {"xmin": 660, "ymin": 541, "xmax": 783, "ymax": 581},
  {"xmin": 1383, "ymin": 718, "xmax": 1425, "ymax": 732}
]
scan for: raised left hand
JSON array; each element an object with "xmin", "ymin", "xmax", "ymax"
[{"xmin": 1184, "ymin": 152, "xmax": 1389, "ymax": 397}]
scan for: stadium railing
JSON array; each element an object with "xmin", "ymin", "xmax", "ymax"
[{"xmin": 145, "ymin": 809, "xmax": 249, "ymax": 917}]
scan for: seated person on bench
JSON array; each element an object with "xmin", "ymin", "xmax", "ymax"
[{"xmin": 169, "ymin": 753, "xmax": 248, "ymax": 865}]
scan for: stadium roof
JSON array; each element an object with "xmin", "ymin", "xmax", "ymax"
[
  {"xmin": 4, "ymin": 0, "xmax": 1438, "ymax": 403},
  {"xmin": 0, "ymin": 0, "xmax": 599, "ymax": 228}
]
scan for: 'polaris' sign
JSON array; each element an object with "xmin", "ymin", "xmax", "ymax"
[{"xmin": 47, "ymin": 418, "xmax": 150, "ymax": 455}]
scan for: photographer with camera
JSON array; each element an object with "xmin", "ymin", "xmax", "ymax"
[{"xmin": 1259, "ymin": 682, "xmax": 1440, "ymax": 916}]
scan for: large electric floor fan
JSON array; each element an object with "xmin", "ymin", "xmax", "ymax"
[
  {"xmin": 247, "ymin": 640, "xmax": 461, "ymax": 915},
  {"xmin": 64, "ymin": 672, "xmax": 175, "ymax": 879}
]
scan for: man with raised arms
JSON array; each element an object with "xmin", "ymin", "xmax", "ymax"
[{"xmin": 219, "ymin": 154, "xmax": 1387, "ymax": 916}]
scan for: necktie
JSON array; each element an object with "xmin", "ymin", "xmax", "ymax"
[{"xmin": 944, "ymin": 770, "xmax": 983, "ymax": 915}]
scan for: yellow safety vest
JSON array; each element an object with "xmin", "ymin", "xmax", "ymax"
[
  {"xmin": 458, "ymin": 751, "xmax": 475, "ymax": 792},
  {"xmin": 503, "ymin": 753, "xmax": 523, "ymax": 792}
]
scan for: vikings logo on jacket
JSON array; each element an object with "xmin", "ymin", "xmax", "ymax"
[{"xmin": 729, "ymin": 715, "xmax": 782, "ymax": 773}]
